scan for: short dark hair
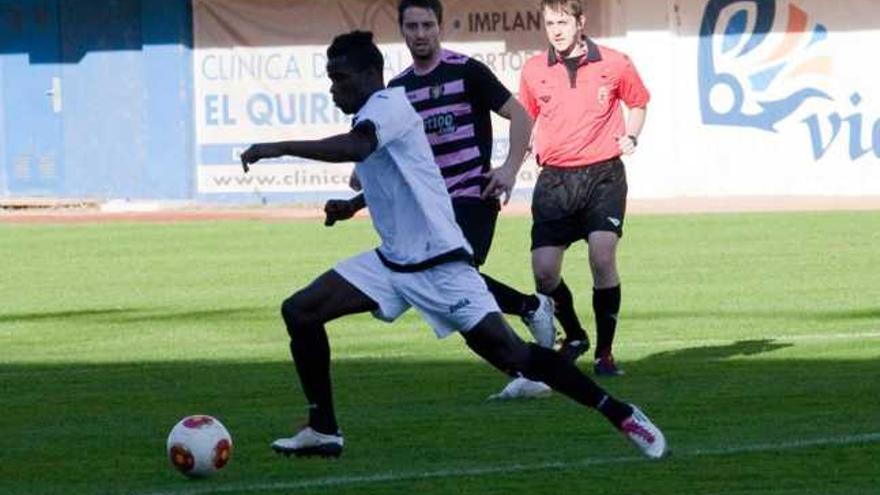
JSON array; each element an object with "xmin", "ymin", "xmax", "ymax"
[
  {"xmin": 326, "ymin": 30, "xmax": 384, "ymax": 73},
  {"xmin": 397, "ymin": 0, "xmax": 443, "ymax": 26}
]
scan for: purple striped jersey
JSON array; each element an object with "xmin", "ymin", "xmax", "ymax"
[{"xmin": 389, "ymin": 50, "xmax": 511, "ymax": 201}]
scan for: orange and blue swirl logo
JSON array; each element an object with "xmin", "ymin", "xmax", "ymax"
[
  {"xmin": 699, "ymin": 0, "xmax": 878, "ymax": 160},
  {"xmin": 699, "ymin": 0, "xmax": 831, "ymax": 131}
]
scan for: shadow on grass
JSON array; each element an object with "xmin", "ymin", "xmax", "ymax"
[
  {"xmin": 1, "ymin": 341, "xmax": 878, "ymax": 495},
  {"xmin": 637, "ymin": 339, "xmax": 793, "ymax": 362},
  {"xmin": 0, "ymin": 306, "xmax": 274, "ymax": 324},
  {"xmin": 0, "ymin": 308, "xmax": 138, "ymax": 323},
  {"xmin": 109, "ymin": 307, "xmax": 275, "ymax": 324}
]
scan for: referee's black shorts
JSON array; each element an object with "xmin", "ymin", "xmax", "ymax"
[
  {"xmin": 452, "ymin": 197, "xmax": 500, "ymax": 267},
  {"xmin": 530, "ymin": 158, "xmax": 627, "ymax": 250}
]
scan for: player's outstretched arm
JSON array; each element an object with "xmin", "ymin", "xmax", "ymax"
[{"xmin": 240, "ymin": 122, "xmax": 379, "ymax": 173}]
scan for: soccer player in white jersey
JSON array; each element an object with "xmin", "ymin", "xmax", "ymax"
[
  {"xmin": 240, "ymin": 31, "xmax": 666, "ymax": 460},
  {"xmin": 328, "ymin": 0, "xmax": 556, "ymax": 400}
]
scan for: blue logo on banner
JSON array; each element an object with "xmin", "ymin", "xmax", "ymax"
[
  {"xmin": 698, "ymin": 0, "xmax": 879, "ymax": 160},
  {"xmin": 698, "ymin": 0, "xmax": 831, "ymax": 132}
]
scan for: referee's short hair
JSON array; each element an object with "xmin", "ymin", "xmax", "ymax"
[
  {"xmin": 327, "ymin": 31, "xmax": 384, "ymax": 74},
  {"xmin": 397, "ymin": 0, "xmax": 444, "ymax": 26},
  {"xmin": 541, "ymin": 0, "xmax": 584, "ymax": 19}
]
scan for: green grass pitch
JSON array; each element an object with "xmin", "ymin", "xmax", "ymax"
[{"xmin": 1, "ymin": 211, "xmax": 879, "ymax": 495}]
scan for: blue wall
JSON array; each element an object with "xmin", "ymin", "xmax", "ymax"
[
  {"xmin": 0, "ymin": 0, "xmax": 193, "ymax": 200},
  {"xmin": 0, "ymin": 36, "xmax": 6, "ymax": 196}
]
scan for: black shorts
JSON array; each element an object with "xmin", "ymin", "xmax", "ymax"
[
  {"xmin": 452, "ymin": 197, "xmax": 500, "ymax": 267},
  {"xmin": 531, "ymin": 158, "xmax": 627, "ymax": 250}
]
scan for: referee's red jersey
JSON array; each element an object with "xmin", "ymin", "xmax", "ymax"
[{"xmin": 519, "ymin": 39, "xmax": 649, "ymax": 168}]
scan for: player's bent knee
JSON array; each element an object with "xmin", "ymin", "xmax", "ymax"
[
  {"xmin": 279, "ymin": 297, "xmax": 298, "ymax": 333},
  {"xmin": 280, "ymin": 293, "xmax": 317, "ymax": 335}
]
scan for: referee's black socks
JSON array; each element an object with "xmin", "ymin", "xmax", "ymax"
[
  {"xmin": 545, "ymin": 278, "xmax": 588, "ymax": 341},
  {"xmin": 593, "ymin": 285, "xmax": 621, "ymax": 358}
]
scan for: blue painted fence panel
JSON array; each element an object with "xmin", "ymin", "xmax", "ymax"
[{"xmin": 0, "ymin": 0, "xmax": 193, "ymax": 200}]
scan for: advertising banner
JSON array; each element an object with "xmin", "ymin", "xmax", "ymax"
[
  {"xmin": 666, "ymin": 0, "xmax": 880, "ymax": 197},
  {"xmin": 193, "ymin": 0, "xmax": 554, "ymax": 197},
  {"xmin": 193, "ymin": 0, "xmax": 880, "ymax": 199}
]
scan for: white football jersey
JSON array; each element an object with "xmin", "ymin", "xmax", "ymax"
[{"xmin": 352, "ymin": 87, "xmax": 471, "ymax": 266}]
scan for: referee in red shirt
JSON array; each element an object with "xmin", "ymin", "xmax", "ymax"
[{"xmin": 519, "ymin": 0, "xmax": 649, "ymax": 375}]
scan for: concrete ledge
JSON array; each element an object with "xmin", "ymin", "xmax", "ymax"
[
  {"xmin": 1, "ymin": 195, "xmax": 878, "ymax": 224},
  {"xmin": 0, "ymin": 197, "xmax": 100, "ymax": 210}
]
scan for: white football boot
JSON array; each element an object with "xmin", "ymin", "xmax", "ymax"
[
  {"xmin": 488, "ymin": 376, "xmax": 552, "ymax": 400},
  {"xmin": 271, "ymin": 426, "xmax": 343, "ymax": 458},
  {"xmin": 521, "ymin": 293, "xmax": 557, "ymax": 349},
  {"xmin": 618, "ymin": 405, "xmax": 667, "ymax": 459}
]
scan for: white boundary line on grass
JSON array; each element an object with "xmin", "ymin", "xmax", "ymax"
[{"xmin": 136, "ymin": 432, "xmax": 880, "ymax": 495}]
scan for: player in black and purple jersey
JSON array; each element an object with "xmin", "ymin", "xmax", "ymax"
[{"xmin": 324, "ymin": 0, "xmax": 556, "ymax": 399}]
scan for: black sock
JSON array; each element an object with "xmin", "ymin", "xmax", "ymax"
[
  {"xmin": 545, "ymin": 279, "xmax": 587, "ymax": 341},
  {"xmin": 483, "ymin": 273, "xmax": 538, "ymax": 316},
  {"xmin": 593, "ymin": 285, "xmax": 621, "ymax": 358},
  {"xmin": 523, "ymin": 343, "xmax": 631, "ymax": 425},
  {"xmin": 596, "ymin": 394, "xmax": 634, "ymax": 427},
  {"xmin": 287, "ymin": 326, "xmax": 338, "ymax": 435}
]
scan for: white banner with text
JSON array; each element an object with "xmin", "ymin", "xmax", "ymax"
[{"xmin": 193, "ymin": 0, "xmax": 880, "ymax": 198}]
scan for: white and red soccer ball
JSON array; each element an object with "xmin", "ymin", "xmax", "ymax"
[{"xmin": 166, "ymin": 415, "xmax": 233, "ymax": 478}]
